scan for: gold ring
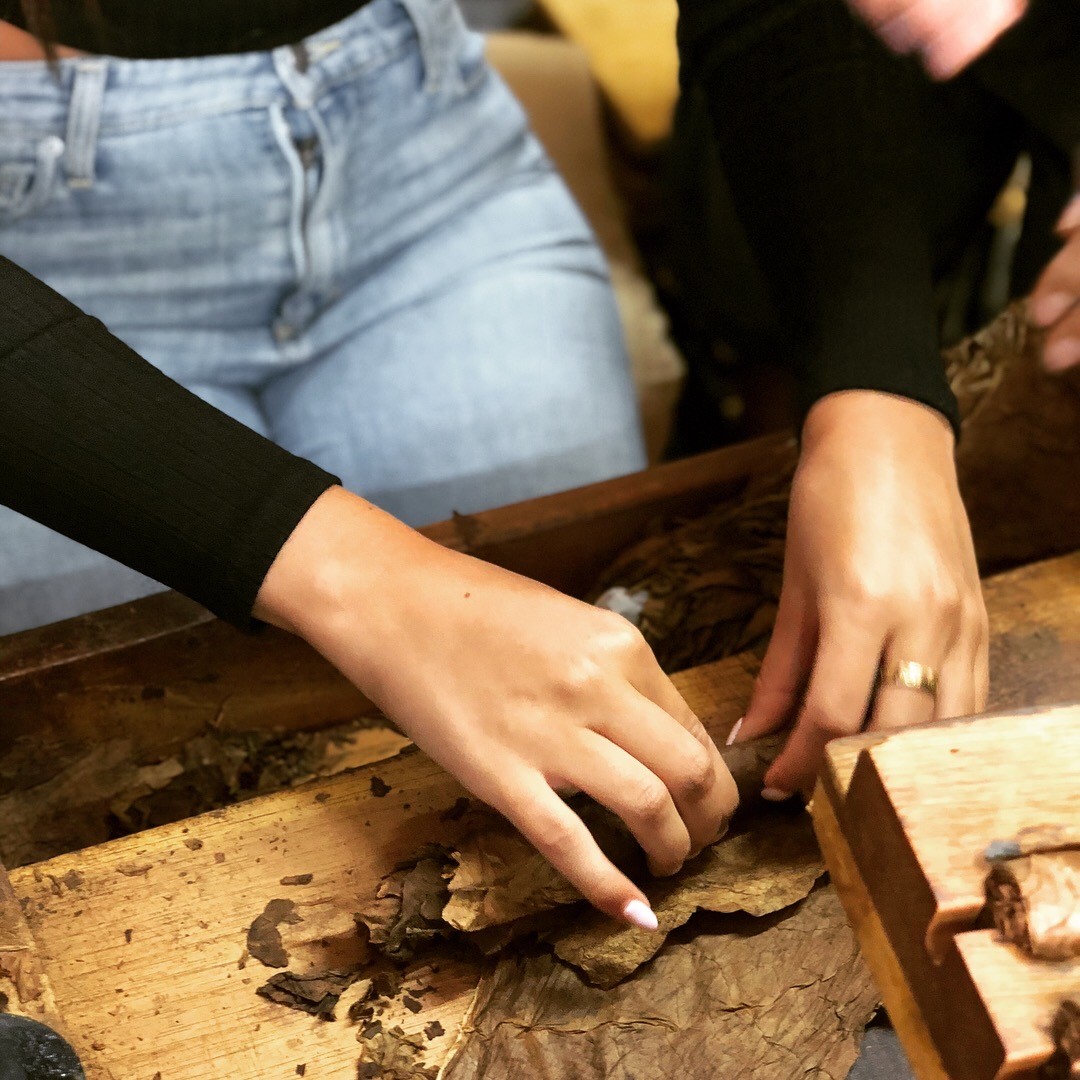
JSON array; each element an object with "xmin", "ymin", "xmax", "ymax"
[{"xmin": 880, "ymin": 659, "xmax": 939, "ymax": 699}]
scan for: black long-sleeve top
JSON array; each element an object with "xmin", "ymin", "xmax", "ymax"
[{"xmin": 7, "ymin": 0, "xmax": 1061, "ymax": 626}]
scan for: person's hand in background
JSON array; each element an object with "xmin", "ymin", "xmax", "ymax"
[
  {"xmin": 254, "ymin": 487, "xmax": 739, "ymax": 929},
  {"xmin": 1030, "ymin": 196, "xmax": 1080, "ymax": 369},
  {"xmin": 732, "ymin": 391, "xmax": 988, "ymax": 797},
  {"xmin": 848, "ymin": 0, "xmax": 1025, "ymax": 78}
]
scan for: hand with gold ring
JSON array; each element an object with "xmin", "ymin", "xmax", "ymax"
[{"xmin": 729, "ymin": 391, "xmax": 989, "ymax": 798}]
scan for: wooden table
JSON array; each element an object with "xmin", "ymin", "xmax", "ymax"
[{"xmin": 2, "ymin": 437, "xmax": 1079, "ymax": 1078}]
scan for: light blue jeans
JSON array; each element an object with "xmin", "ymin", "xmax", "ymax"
[{"xmin": 0, "ymin": 0, "xmax": 645, "ymax": 634}]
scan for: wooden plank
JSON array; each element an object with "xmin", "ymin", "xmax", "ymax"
[
  {"xmin": 10, "ymin": 655, "xmax": 755, "ymax": 1078},
  {"xmin": 952, "ymin": 931, "xmax": 1080, "ymax": 1078},
  {"xmin": 0, "ymin": 860, "xmax": 115, "ymax": 1079},
  {"xmin": 537, "ymin": 0, "xmax": 680, "ymax": 147},
  {"xmin": 811, "ymin": 790, "xmax": 951, "ymax": 1080}
]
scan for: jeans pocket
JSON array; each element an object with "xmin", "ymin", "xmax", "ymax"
[{"xmin": 0, "ymin": 134, "xmax": 64, "ymax": 223}]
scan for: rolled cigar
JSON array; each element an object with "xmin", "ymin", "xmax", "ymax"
[
  {"xmin": 985, "ymin": 851, "xmax": 1080, "ymax": 961},
  {"xmin": 1042, "ymin": 999, "xmax": 1080, "ymax": 1080}
]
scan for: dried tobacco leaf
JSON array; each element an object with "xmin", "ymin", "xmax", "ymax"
[
  {"xmin": 247, "ymin": 899, "xmax": 303, "ymax": 969},
  {"xmin": 986, "ymin": 851, "xmax": 1080, "ymax": 961},
  {"xmin": 256, "ymin": 968, "xmax": 366, "ymax": 1020},
  {"xmin": 546, "ymin": 808, "xmax": 823, "ymax": 987},
  {"xmin": 355, "ymin": 854, "xmax": 451, "ymax": 960},
  {"xmin": 440, "ymin": 885, "xmax": 878, "ymax": 1080},
  {"xmin": 443, "ymin": 737, "xmax": 784, "ymax": 934},
  {"xmin": 356, "ymin": 1025, "xmax": 437, "ymax": 1079},
  {"xmin": 443, "ymin": 797, "xmax": 644, "ymax": 932},
  {"xmin": 1044, "ymin": 999, "xmax": 1080, "ymax": 1080}
]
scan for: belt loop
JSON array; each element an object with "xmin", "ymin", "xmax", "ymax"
[
  {"xmin": 64, "ymin": 58, "xmax": 108, "ymax": 189},
  {"xmin": 398, "ymin": 0, "xmax": 458, "ymax": 96}
]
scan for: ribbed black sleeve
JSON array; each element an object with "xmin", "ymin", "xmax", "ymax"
[
  {"xmin": 0, "ymin": 256, "xmax": 339, "ymax": 627},
  {"xmin": 677, "ymin": 0, "xmax": 960, "ymax": 432},
  {"xmin": 1, "ymin": 0, "xmax": 368, "ymax": 58}
]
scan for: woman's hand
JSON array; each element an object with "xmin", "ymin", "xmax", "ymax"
[
  {"xmin": 847, "ymin": 0, "xmax": 1025, "ymax": 78},
  {"xmin": 733, "ymin": 391, "xmax": 988, "ymax": 797},
  {"xmin": 1031, "ymin": 198, "xmax": 1080, "ymax": 370},
  {"xmin": 254, "ymin": 487, "xmax": 738, "ymax": 928}
]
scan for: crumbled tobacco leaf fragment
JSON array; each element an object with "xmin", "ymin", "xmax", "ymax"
[
  {"xmin": 247, "ymin": 898, "xmax": 303, "ymax": 969},
  {"xmin": 357, "ymin": 1026, "xmax": 437, "ymax": 1080},
  {"xmin": 402, "ymin": 995, "xmax": 422, "ymax": 1014},
  {"xmin": 371, "ymin": 777, "xmax": 391, "ymax": 798},
  {"xmin": 183, "ymin": 838, "xmax": 203, "ymax": 851},
  {"xmin": 360, "ymin": 1020, "xmax": 384, "ymax": 1040},
  {"xmin": 371, "ymin": 971, "xmax": 402, "ymax": 1000},
  {"xmin": 350, "ymin": 1003, "xmax": 375, "ymax": 1024},
  {"xmin": 356, "ymin": 854, "xmax": 452, "ymax": 960},
  {"xmin": 214, "ymin": 853, "xmax": 226, "ymax": 864},
  {"xmin": 316, "ymin": 793, "xmax": 331, "ymax": 803},
  {"xmin": 257, "ymin": 969, "xmax": 365, "ymax": 1020},
  {"xmin": 280, "ymin": 874, "xmax": 314, "ymax": 887},
  {"xmin": 296, "ymin": 1067, "xmax": 307, "ymax": 1077},
  {"xmin": 424, "ymin": 1021, "xmax": 445, "ymax": 1041},
  {"xmin": 124, "ymin": 929, "xmax": 133, "ymax": 944}
]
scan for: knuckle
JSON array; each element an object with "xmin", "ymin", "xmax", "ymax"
[
  {"xmin": 675, "ymin": 745, "xmax": 716, "ymax": 801},
  {"xmin": 805, "ymin": 706, "xmax": 850, "ymax": 741},
  {"xmin": 531, "ymin": 812, "xmax": 577, "ymax": 859},
  {"xmin": 630, "ymin": 776, "xmax": 672, "ymax": 823}
]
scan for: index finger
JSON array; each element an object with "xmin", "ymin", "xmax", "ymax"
[
  {"xmin": 763, "ymin": 627, "xmax": 882, "ymax": 797},
  {"xmin": 496, "ymin": 770, "xmax": 659, "ymax": 930}
]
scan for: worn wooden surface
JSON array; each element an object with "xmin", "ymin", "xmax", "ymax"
[
  {"xmin": 818, "ymin": 554, "xmax": 1080, "ymax": 1080},
  {"xmin": 536, "ymin": 0, "xmax": 680, "ymax": 147},
  {"xmin": 9, "ymin": 549, "xmax": 1080, "ymax": 1078},
  {"xmin": 9, "ymin": 657, "xmax": 755, "ymax": 1079},
  {"xmin": 0, "ymin": 861, "xmax": 116, "ymax": 1079}
]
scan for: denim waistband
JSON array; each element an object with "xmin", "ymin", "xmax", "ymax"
[{"xmin": 0, "ymin": 0, "xmax": 467, "ymax": 139}]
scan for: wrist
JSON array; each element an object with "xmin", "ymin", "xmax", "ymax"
[
  {"xmin": 802, "ymin": 390, "xmax": 955, "ymax": 457},
  {"xmin": 253, "ymin": 485, "xmax": 418, "ymax": 645}
]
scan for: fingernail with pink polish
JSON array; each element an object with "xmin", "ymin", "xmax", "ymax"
[
  {"xmin": 622, "ymin": 898, "xmax": 659, "ymax": 931},
  {"xmin": 761, "ymin": 787, "xmax": 794, "ymax": 802},
  {"xmin": 1044, "ymin": 338, "xmax": 1080, "ymax": 371},
  {"xmin": 1031, "ymin": 292, "xmax": 1075, "ymax": 327},
  {"xmin": 725, "ymin": 717, "xmax": 744, "ymax": 747}
]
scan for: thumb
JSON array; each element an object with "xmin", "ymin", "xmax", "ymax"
[{"xmin": 735, "ymin": 588, "xmax": 816, "ymax": 743}]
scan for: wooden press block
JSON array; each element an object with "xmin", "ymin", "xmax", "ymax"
[
  {"xmin": 819, "ymin": 705, "xmax": 1080, "ymax": 1080},
  {"xmin": 950, "ymin": 930, "xmax": 1080, "ymax": 1077},
  {"xmin": 8, "ymin": 656, "xmax": 752, "ymax": 1079}
]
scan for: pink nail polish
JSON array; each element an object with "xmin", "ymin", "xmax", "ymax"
[
  {"xmin": 622, "ymin": 898, "xmax": 658, "ymax": 931},
  {"xmin": 1031, "ymin": 292, "xmax": 1076, "ymax": 327},
  {"xmin": 1044, "ymin": 339, "xmax": 1080, "ymax": 371},
  {"xmin": 725, "ymin": 717, "xmax": 744, "ymax": 747},
  {"xmin": 761, "ymin": 787, "xmax": 793, "ymax": 802}
]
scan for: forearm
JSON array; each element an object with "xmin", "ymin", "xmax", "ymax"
[
  {"xmin": 678, "ymin": 0, "xmax": 959, "ymax": 430},
  {"xmin": 0, "ymin": 255, "xmax": 337, "ymax": 626}
]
